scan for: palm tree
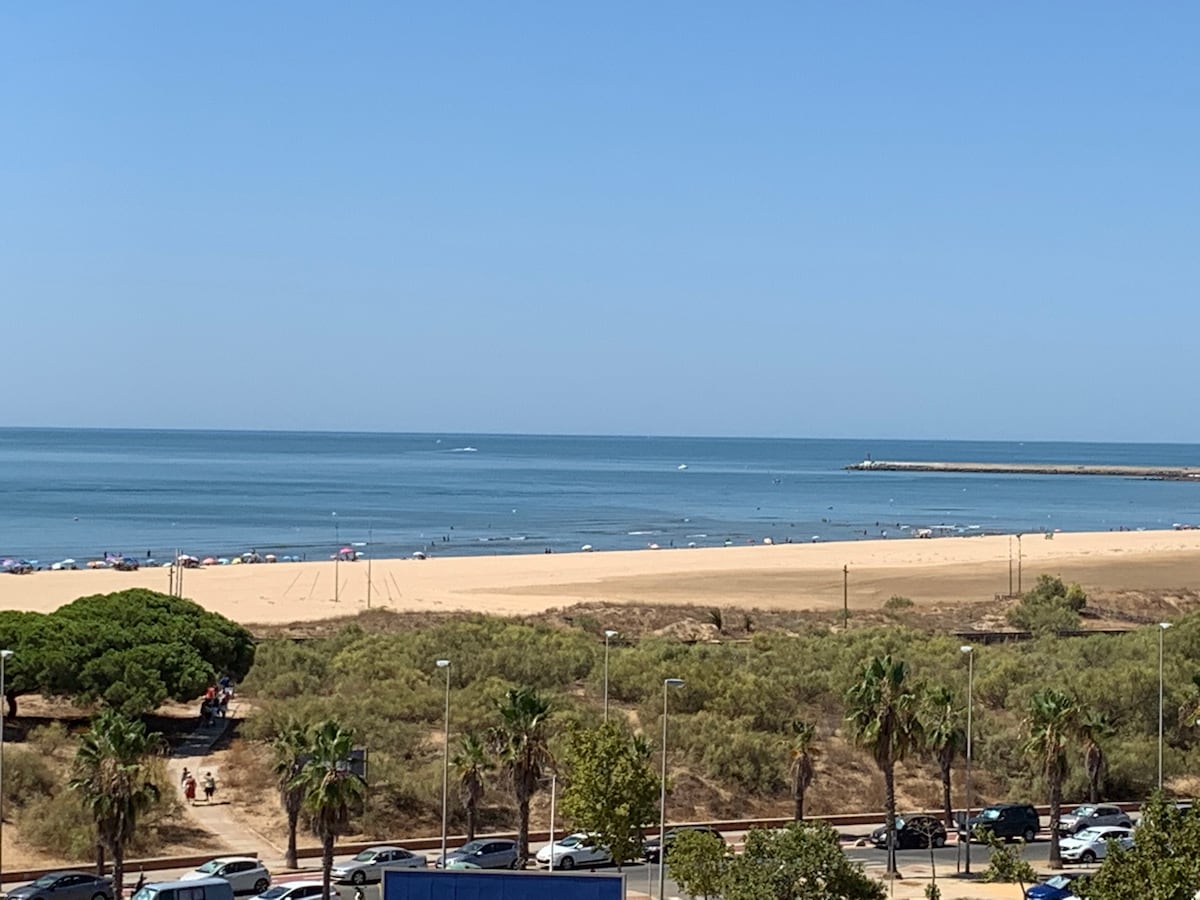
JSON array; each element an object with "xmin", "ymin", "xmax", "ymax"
[
  {"xmin": 1023, "ymin": 688, "xmax": 1078, "ymax": 868},
  {"xmin": 452, "ymin": 732, "xmax": 493, "ymax": 841},
  {"xmin": 291, "ymin": 720, "xmax": 365, "ymax": 898},
  {"xmin": 923, "ymin": 685, "xmax": 966, "ymax": 829},
  {"xmin": 69, "ymin": 710, "xmax": 164, "ymax": 900},
  {"xmin": 845, "ymin": 654, "xmax": 924, "ymax": 874},
  {"xmin": 490, "ymin": 687, "xmax": 553, "ymax": 865},
  {"xmin": 1078, "ymin": 709, "xmax": 1113, "ymax": 804},
  {"xmin": 786, "ymin": 720, "xmax": 818, "ymax": 821},
  {"xmin": 270, "ymin": 718, "xmax": 311, "ymax": 869}
]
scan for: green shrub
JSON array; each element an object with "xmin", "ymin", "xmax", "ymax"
[
  {"xmin": 1, "ymin": 746, "xmax": 56, "ymax": 808},
  {"xmin": 884, "ymin": 595, "xmax": 914, "ymax": 610}
]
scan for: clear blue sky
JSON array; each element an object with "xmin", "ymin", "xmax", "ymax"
[{"xmin": 4, "ymin": 3, "xmax": 1198, "ymax": 440}]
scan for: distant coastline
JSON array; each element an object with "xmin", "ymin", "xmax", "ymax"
[{"xmin": 847, "ymin": 459, "xmax": 1200, "ymax": 481}]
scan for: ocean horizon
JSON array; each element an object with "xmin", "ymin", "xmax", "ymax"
[{"xmin": 2, "ymin": 427, "xmax": 1198, "ymax": 565}]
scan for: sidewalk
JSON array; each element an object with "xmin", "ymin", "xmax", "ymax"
[{"xmin": 164, "ymin": 698, "xmax": 288, "ymax": 870}]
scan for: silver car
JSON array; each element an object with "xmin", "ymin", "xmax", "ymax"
[
  {"xmin": 435, "ymin": 839, "xmax": 520, "ymax": 870},
  {"xmin": 7, "ymin": 872, "xmax": 113, "ymax": 900},
  {"xmin": 330, "ymin": 847, "xmax": 427, "ymax": 884},
  {"xmin": 1057, "ymin": 804, "xmax": 1132, "ymax": 836},
  {"xmin": 182, "ymin": 858, "xmax": 271, "ymax": 896}
]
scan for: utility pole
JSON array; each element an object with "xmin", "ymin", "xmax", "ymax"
[
  {"xmin": 1008, "ymin": 536, "xmax": 1013, "ymax": 596},
  {"xmin": 842, "ymin": 565, "xmax": 849, "ymax": 628},
  {"xmin": 366, "ymin": 525, "xmax": 372, "ymax": 610}
]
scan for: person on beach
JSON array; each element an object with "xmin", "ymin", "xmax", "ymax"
[
  {"xmin": 180, "ymin": 767, "xmax": 191, "ymax": 787},
  {"xmin": 203, "ymin": 772, "xmax": 216, "ymax": 802},
  {"xmin": 184, "ymin": 774, "xmax": 197, "ymax": 805}
]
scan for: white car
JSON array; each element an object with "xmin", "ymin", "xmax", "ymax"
[
  {"xmin": 534, "ymin": 833, "xmax": 612, "ymax": 870},
  {"xmin": 1060, "ymin": 826, "xmax": 1133, "ymax": 864},
  {"xmin": 182, "ymin": 858, "xmax": 271, "ymax": 896},
  {"xmin": 253, "ymin": 882, "xmax": 339, "ymax": 900},
  {"xmin": 330, "ymin": 847, "xmax": 427, "ymax": 884}
]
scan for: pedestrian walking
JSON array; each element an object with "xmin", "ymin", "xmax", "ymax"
[
  {"xmin": 184, "ymin": 774, "xmax": 197, "ymax": 805},
  {"xmin": 203, "ymin": 771, "xmax": 216, "ymax": 803}
]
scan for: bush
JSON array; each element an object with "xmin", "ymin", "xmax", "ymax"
[
  {"xmin": 981, "ymin": 833, "xmax": 1037, "ymax": 885},
  {"xmin": 884, "ymin": 595, "xmax": 914, "ymax": 610},
  {"xmin": 1007, "ymin": 575, "xmax": 1087, "ymax": 633},
  {"xmin": 1, "ymin": 746, "xmax": 56, "ymax": 808}
]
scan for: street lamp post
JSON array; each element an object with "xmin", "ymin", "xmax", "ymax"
[
  {"xmin": 603, "ymin": 630, "xmax": 618, "ymax": 722},
  {"xmin": 0, "ymin": 649, "xmax": 12, "ymax": 889},
  {"xmin": 658, "ymin": 678, "xmax": 685, "ymax": 900},
  {"xmin": 960, "ymin": 645, "xmax": 974, "ymax": 874},
  {"xmin": 1159, "ymin": 623, "xmax": 1171, "ymax": 791},
  {"xmin": 436, "ymin": 659, "xmax": 451, "ymax": 867},
  {"xmin": 547, "ymin": 772, "xmax": 557, "ymax": 873}
]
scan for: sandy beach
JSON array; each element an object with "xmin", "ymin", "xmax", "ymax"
[{"xmin": 2, "ymin": 529, "xmax": 1200, "ymax": 626}]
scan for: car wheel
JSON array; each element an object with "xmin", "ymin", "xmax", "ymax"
[
  {"xmin": 1022, "ymin": 828, "xmax": 1036, "ymax": 842},
  {"xmin": 1081, "ymin": 850, "xmax": 1096, "ymax": 864},
  {"xmin": 509, "ymin": 858, "xmax": 522, "ymax": 870},
  {"xmin": 253, "ymin": 880, "xmax": 269, "ymax": 894},
  {"xmin": 351, "ymin": 872, "xmax": 366, "ymax": 886},
  {"xmin": 559, "ymin": 856, "xmax": 575, "ymax": 870},
  {"xmin": 93, "ymin": 893, "xmax": 109, "ymax": 900},
  {"xmin": 933, "ymin": 835, "xmax": 946, "ymax": 848}
]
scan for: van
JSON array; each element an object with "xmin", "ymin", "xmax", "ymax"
[{"xmin": 133, "ymin": 878, "xmax": 235, "ymax": 900}]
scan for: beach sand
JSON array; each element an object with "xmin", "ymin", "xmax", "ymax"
[{"xmin": 3, "ymin": 529, "xmax": 1200, "ymax": 626}]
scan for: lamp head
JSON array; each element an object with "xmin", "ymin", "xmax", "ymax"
[
  {"xmin": 604, "ymin": 630, "xmax": 619, "ymax": 639},
  {"xmin": 664, "ymin": 677, "xmax": 685, "ymax": 688},
  {"xmin": 0, "ymin": 649, "xmax": 12, "ymax": 660},
  {"xmin": 436, "ymin": 659, "xmax": 450, "ymax": 668},
  {"xmin": 960, "ymin": 645, "xmax": 973, "ymax": 654},
  {"xmin": 1160, "ymin": 622, "xmax": 1173, "ymax": 630}
]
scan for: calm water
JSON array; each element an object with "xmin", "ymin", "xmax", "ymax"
[{"xmin": 1, "ymin": 429, "xmax": 1198, "ymax": 563}]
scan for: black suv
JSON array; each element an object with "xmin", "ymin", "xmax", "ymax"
[
  {"xmin": 643, "ymin": 826, "xmax": 725, "ymax": 863},
  {"xmin": 966, "ymin": 803, "xmax": 1040, "ymax": 842}
]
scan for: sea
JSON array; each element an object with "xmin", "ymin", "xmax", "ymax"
[{"xmin": 1, "ymin": 428, "xmax": 1198, "ymax": 565}]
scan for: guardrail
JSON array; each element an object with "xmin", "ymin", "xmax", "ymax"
[{"xmin": 0, "ymin": 800, "xmax": 1151, "ymax": 888}]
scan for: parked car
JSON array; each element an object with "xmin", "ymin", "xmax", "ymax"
[
  {"xmin": 330, "ymin": 846, "xmax": 427, "ymax": 884},
  {"xmin": 435, "ymin": 839, "xmax": 520, "ymax": 870},
  {"xmin": 7, "ymin": 871, "xmax": 114, "ymax": 900},
  {"xmin": 535, "ymin": 833, "xmax": 612, "ymax": 869},
  {"xmin": 643, "ymin": 826, "xmax": 726, "ymax": 863},
  {"xmin": 181, "ymin": 858, "xmax": 271, "ymax": 895},
  {"xmin": 1057, "ymin": 804, "xmax": 1132, "ymax": 836},
  {"xmin": 253, "ymin": 883, "xmax": 340, "ymax": 900},
  {"xmin": 1059, "ymin": 826, "xmax": 1133, "ymax": 864},
  {"xmin": 1025, "ymin": 873, "xmax": 1089, "ymax": 900},
  {"xmin": 135, "ymin": 878, "xmax": 233, "ymax": 900},
  {"xmin": 870, "ymin": 815, "xmax": 948, "ymax": 850},
  {"xmin": 967, "ymin": 803, "xmax": 1040, "ymax": 842}
]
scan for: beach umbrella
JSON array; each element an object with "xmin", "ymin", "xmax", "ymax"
[
  {"xmin": 264, "ymin": 554, "xmax": 276, "ymax": 562},
  {"xmin": 230, "ymin": 557, "xmax": 242, "ymax": 565},
  {"xmin": 412, "ymin": 551, "xmax": 427, "ymax": 560},
  {"xmin": 202, "ymin": 557, "xmax": 217, "ymax": 566},
  {"xmin": 217, "ymin": 557, "xmax": 230, "ymax": 565}
]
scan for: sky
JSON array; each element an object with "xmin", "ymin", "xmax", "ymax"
[{"xmin": 3, "ymin": 3, "xmax": 1198, "ymax": 441}]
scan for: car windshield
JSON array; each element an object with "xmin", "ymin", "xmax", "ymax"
[
  {"xmin": 1072, "ymin": 806, "xmax": 1097, "ymax": 816},
  {"xmin": 31, "ymin": 876, "xmax": 61, "ymax": 889},
  {"xmin": 352, "ymin": 851, "xmax": 378, "ymax": 862},
  {"xmin": 258, "ymin": 889, "xmax": 288, "ymax": 899},
  {"xmin": 1076, "ymin": 828, "xmax": 1105, "ymax": 841},
  {"xmin": 1045, "ymin": 875, "xmax": 1073, "ymax": 888},
  {"xmin": 559, "ymin": 835, "xmax": 584, "ymax": 847},
  {"xmin": 979, "ymin": 809, "xmax": 1001, "ymax": 820},
  {"xmin": 893, "ymin": 817, "xmax": 906, "ymax": 829},
  {"xmin": 196, "ymin": 861, "xmax": 223, "ymax": 874},
  {"xmin": 132, "ymin": 889, "xmax": 157, "ymax": 900},
  {"xmin": 460, "ymin": 841, "xmax": 484, "ymax": 854}
]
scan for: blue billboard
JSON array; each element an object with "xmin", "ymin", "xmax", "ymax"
[{"xmin": 383, "ymin": 868, "xmax": 624, "ymax": 900}]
